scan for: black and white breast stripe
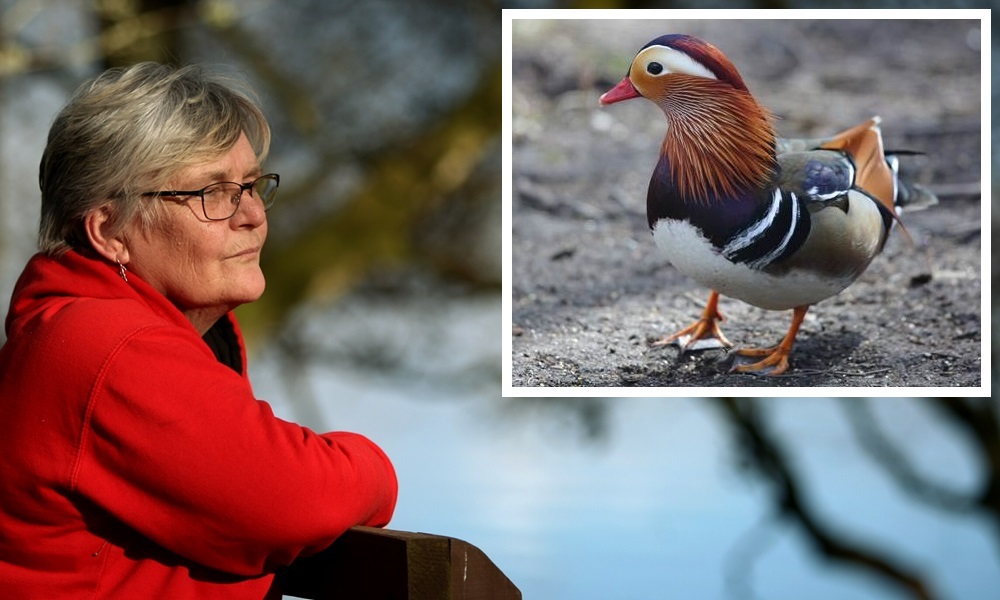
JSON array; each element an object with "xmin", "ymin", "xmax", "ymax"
[{"xmin": 721, "ymin": 188, "xmax": 811, "ymax": 270}]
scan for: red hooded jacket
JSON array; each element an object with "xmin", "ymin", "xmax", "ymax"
[{"xmin": 0, "ymin": 250, "xmax": 397, "ymax": 598}]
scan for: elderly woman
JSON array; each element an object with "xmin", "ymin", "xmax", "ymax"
[{"xmin": 0, "ymin": 63, "xmax": 397, "ymax": 598}]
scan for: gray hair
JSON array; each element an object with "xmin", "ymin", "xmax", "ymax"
[{"xmin": 38, "ymin": 62, "xmax": 271, "ymax": 255}]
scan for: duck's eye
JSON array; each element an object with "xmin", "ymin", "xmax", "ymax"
[{"xmin": 646, "ymin": 62, "xmax": 664, "ymax": 75}]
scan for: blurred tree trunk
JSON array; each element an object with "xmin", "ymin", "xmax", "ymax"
[
  {"xmin": 240, "ymin": 62, "xmax": 502, "ymax": 340},
  {"xmin": 95, "ymin": 0, "xmax": 194, "ymax": 67}
]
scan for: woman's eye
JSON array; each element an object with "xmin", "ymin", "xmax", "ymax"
[{"xmin": 203, "ymin": 186, "xmax": 230, "ymax": 202}]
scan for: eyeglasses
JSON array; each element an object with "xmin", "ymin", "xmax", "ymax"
[{"xmin": 141, "ymin": 173, "xmax": 280, "ymax": 221}]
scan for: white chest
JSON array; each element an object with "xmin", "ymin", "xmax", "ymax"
[{"xmin": 651, "ymin": 218, "xmax": 853, "ymax": 311}]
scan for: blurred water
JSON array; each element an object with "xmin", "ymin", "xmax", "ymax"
[{"xmin": 253, "ymin": 309, "xmax": 1000, "ymax": 600}]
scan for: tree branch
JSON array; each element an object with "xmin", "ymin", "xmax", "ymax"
[
  {"xmin": 924, "ymin": 398, "xmax": 1000, "ymax": 533},
  {"xmin": 841, "ymin": 399, "xmax": 974, "ymax": 513},
  {"xmin": 714, "ymin": 398, "xmax": 937, "ymax": 600}
]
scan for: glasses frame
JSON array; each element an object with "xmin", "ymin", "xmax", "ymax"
[{"xmin": 141, "ymin": 173, "xmax": 280, "ymax": 221}]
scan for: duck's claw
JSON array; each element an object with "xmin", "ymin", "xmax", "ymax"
[
  {"xmin": 729, "ymin": 305, "xmax": 809, "ymax": 376},
  {"xmin": 730, "ymin": 345, "xmax": 791, "ymax": 375},
  {"xmin": 652, "ymin": 290, "xmax": 732, "ymax": 351},
  {"xmin": 655, "ymin": 317, "xmax": 733, "ymax": 351}
]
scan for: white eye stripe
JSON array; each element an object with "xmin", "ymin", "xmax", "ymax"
[{"xmin": 635, "ymin": 46, "xmax": 718, "ymax": 80}]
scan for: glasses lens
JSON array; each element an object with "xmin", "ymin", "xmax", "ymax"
[
  {"xmin": 202, "ymin": 182, "xmax": 242, "ymax": 220},
  {"xmin": 254, "ymin": 175, "xmax": 279, "ymax": 210}
]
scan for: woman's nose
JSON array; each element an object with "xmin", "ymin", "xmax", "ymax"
[{"xmin": 231, "ymin": 188, "xmax": 267, "ymax": 227}]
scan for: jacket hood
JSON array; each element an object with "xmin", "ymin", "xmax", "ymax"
[
  {"xmin": 5, "ymin": 250, "xmax": 191, "ymax": 336},
  {"xmin": 5, "ymin": 249, "xmax": 246, "ymax": 374}
]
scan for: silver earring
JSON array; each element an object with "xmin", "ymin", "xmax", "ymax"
[{"xmin": 117, "ymin": 260, "xmax": 128, "ymax": 282}]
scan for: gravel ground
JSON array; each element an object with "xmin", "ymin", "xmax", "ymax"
[{"xmin": 509, "ymin": 18, "xmax": 983, "ymax": 390}]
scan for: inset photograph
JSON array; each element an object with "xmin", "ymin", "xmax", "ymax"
[{"xmin": 506, "ymin": 16, "xmax": 984, "ymax": 393}]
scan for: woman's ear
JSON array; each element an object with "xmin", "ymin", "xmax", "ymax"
[{"xmin": 83, "ymin": 206, "xmax": 129, "ymax": 264}]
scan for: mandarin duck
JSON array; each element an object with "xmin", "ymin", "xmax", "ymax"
[{"xmin": 600, "ymin": 34, "xmax": 936, "ymax": 375}]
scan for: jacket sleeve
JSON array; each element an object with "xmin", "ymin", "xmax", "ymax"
[{"xmin": 70, "ymin": 323, "xmax": 398, "ymax": 577}]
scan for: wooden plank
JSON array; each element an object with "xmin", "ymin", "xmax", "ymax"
[
  {"xmin": 447, "ymin": 532, "xmax": 522, "ymax": 600},
  {"xmin": 277, "ymin": 527, "xmax": 521, "ymax": 600}
]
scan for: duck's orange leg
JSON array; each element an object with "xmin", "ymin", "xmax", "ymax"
[
  {"xmin": 732, "ymin": 305, "xmax": 809, "ymax": 376},
  {"xmin": 655, "ymin": 290, "xmax": 733, "ymax": 351}
]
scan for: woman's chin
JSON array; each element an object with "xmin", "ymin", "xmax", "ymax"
[
  {"xmin": 220, "ymin": 269, "xmax": 266, "ymax": 308},
  {"xmin": 239, "ymin": 272, "xmax": 266, "ymax": 304}
]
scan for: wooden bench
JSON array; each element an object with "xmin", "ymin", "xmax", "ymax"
[{"xmin": 278, "ymin": 526, "xmax": 522, "ymax": 599}]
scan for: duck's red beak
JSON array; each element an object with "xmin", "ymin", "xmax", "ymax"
[{"xmin": 600, "ymin": 76, "xmax": 641, "ymax": 105}]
